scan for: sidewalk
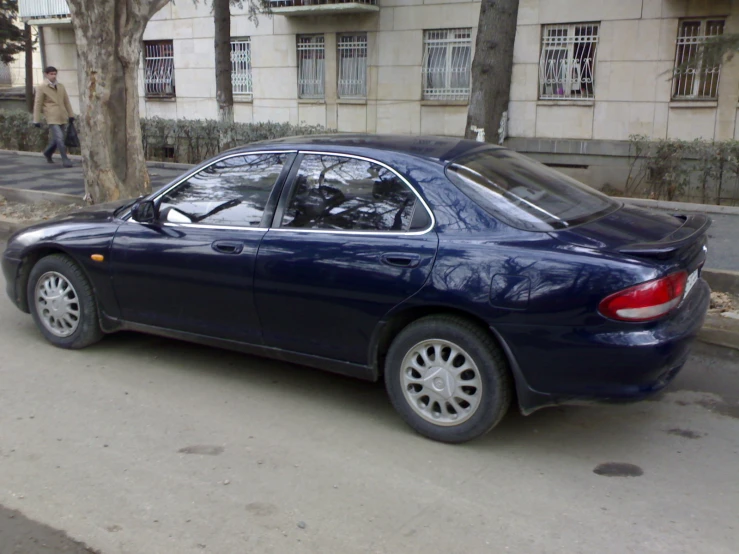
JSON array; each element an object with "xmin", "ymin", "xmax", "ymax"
[
  {"xmin": 0, "ymin": 150, "xmax": 737, "ymax": 271},
  {"xmin": 0, "ymin": 150, "xmax": 186, "ymax": 197}
]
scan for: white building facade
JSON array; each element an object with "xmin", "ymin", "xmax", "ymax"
[{"xmin": 17, "ymin": 0, "xmax": 739, "ymax": 187}]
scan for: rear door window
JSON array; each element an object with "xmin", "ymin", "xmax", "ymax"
[
  {"xmin": 280, "ymin": 154, "xmax": 430, "ymax": 232},
  {"xmin": 446, "ymin": 149, "xmax": 618, "ymax": 231}
]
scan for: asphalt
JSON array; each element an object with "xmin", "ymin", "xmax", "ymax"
[
  {"xmin": 0, "ymin": 151, "xmax": 184, "ymax": 197},
  {"xmin": 1, "ymin": 150, "xmax": 738, "ymax": 272},
  {"xmin": 0, "ymin": 235, "xmax": 738, "ymax": 553}
]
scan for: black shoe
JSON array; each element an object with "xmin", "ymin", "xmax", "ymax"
[
  {"xmin": 44, "ymin": 154, "xmax": 54, "ymax": 163},
  {"xmin": 62, "ymin": 160, "xmax": 73, "ymax": 168}
]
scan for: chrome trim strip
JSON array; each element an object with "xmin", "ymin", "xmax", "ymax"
[{"xmin": 161, "ymin": 223, "xmax": 266, "ymax": 232}]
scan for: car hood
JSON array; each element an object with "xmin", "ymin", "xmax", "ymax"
[
  {"xmin": 49, "ymin": 198, "xmax": 132, "ymax": 224},
  {"xmin": 552, "ymin": 204, "xmax": 710, "ymax": 255}
]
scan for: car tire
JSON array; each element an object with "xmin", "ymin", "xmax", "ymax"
[
  {"xmin": 384, "ymin": 315, "xmax": 512, "ymax": 443},
  {"xmin": 27, "ymin": 254, "xmax": 104, "ymax": 349}
]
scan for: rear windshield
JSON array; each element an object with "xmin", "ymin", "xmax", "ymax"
[{"xmin": 446, "ymin": 149, "xmax": 618, "ymax": 232}]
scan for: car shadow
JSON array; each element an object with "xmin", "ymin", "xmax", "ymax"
[{"xmin": 80, "ymin": 330, "xmax": 709, "ymax": 454}]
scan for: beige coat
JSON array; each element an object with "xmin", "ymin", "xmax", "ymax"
[{"xmin": 33, "ymin": 82, "xmax": 74, "ymax": 125}]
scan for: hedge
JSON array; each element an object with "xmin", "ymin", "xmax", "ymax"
[{"xmin": 0, "ymin": 110, "xmax": 332, "ymax": 165}]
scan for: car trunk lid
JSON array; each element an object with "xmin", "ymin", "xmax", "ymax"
[{"xmin": 552, "ymin": 204, "xmax": 710, "ymax": 267}]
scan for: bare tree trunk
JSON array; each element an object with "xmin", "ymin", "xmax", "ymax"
[
  {"xmin": 214, "ymin": 0, "xmax": 234, "ymax": 125},
  {"xmin": 465, "ymin": 0, "xmax": 520, "ymax": 143},
  {"xmin": 65, "ymin": 0, "xmax": 170, "ymax": 204},
  {"xmin": 24, "ymin": 23, "xmax": 33, "ymax": 113}
]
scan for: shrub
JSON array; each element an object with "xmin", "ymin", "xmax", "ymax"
[
  {"xmin": 0, "ymin": 110, "xmax": 54, "ymax": 153},
  {"xmin": 627, "ymin": 135, "xmax": 739, "ymax": 206},
  {"xmin": 0, "ymin": 110, "xmax": 333, "ymax": 165}
]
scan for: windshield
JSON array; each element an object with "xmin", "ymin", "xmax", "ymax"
[{"xmin": 446, "ymin": 149, "xmax": 618, "ymax": 232}]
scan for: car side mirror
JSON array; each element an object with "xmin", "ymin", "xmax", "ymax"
[{"xmin": 131, "ymin": 199, "xmax": 157, "ymax": 223}]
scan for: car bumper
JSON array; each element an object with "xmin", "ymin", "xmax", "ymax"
[
  {"xmin": 1, "ymin": 252, "xmax": 26, "ymax": 312},
  {"xmin": 499, "ymin": 279, "xmax": 711, "ymax": 413}
]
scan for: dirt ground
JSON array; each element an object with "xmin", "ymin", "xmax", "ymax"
[{"xmin": 0, "ymin": 195, "xmax": 78, "ymax": 222}]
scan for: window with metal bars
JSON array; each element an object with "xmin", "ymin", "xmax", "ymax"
[
  {"xmin": 297, "ymin": 35, "xmax": 325, "ymax": 99},
  {"xmin": 673, "ymin": 19, "xmax": 725, "ymax": 100},
  {"xmin": 231, "ymin": 38, "xmax": 253, "ymax": 95},
  {"xmin": 144, "ymin": 40, "xmax": 175, "ymax": 98},
  {"xmin": 338, "ymin": 33, "xmax": 367, "ymax": 98},
  {"xmin": 539, "ymin": 23, "xmax": 599, "ymax": 100},
  {"xmin": 422, "ymin": 28, "xmax": 472, "ymax": 101}
]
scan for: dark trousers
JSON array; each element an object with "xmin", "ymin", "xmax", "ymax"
[{"xmin": 43, "ymin": 124, "xmax": 69, "ymax": 162}]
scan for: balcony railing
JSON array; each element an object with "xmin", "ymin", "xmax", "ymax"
[
  {"xmin": 19, "ymin": 0, "xmax": 71, "ymax": 20},
  {"xmin": 267, "ymin": 0, "xmax": 379, "ymax": 16}
]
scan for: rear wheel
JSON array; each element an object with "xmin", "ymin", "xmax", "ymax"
[
  {"xmin": 27, "ymin": 254, "xmax": 103, "ymax": 349},
  {"xmin": 384, "ymin": 315, "xmax": 512, "ymax": 443}
]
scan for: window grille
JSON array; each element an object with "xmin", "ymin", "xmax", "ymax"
[
  {"xmin": 422, "ymin": 28, "xmax": 472, "ymax": 101},
  {"xmin": 673, "ymin": 19, "xmax": 725, "ymax": 100},
  {"xmin": 297, "ymin": 35, "xmax": 325, "ymax": 99},
  {"xmin": 231, "ymin": 38, "xmax": 252, "ymax": 95},
  {"xmin": 144, "ymin": 40, "xmax": 175, "ymax": 98},
  {"xmin": 539, "ymin": 23, "xmax": 599, "ymax": 100},
  {"xmin": 338, "ymin": 34, "xmax": 367, "ymax": 98}
]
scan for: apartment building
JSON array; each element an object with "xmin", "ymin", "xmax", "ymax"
[{"xmin": 17, "ymin": 0, "xmax": 739, "ymax": 188}]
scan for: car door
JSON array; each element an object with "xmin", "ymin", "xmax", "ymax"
[
  {"xmin": 111, "ymin": 151, "xmax": 295, "ymax": 343},
  {"xmin": 253, "ymin": 152, "xmax": 439, "ymax": 365}
]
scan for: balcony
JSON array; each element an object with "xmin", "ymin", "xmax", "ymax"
[
  {"xmin": 18, "ymin": 0, "xmax": 71, "ymax": 24},
  {"xmin": 267, "ymin": 0, "xmax": 379, "ymax": 17}
]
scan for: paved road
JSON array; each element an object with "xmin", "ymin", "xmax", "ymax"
[
  {"xmin": 705, "ymin": 213, "xmax": 739, "ymax": 272},
  {"xmin": 1, "ymin": 250, "xmax": 738, "ymax": 553},
  {"xmin": 0, "ymin": 151, "xmax": 184, "ymax": 196}
]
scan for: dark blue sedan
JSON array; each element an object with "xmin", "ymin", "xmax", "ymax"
[{"xmin": 2, "ymin": 135, "xmax": 711, "ymax": 442}]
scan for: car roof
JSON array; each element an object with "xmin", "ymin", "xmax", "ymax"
[{"xmin": 231, "ymin": 134, "xmax": 501, "ymax": 164}]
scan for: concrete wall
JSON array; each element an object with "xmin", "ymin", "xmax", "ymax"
[
  {"xmin": 40, "ymin": 25, "xmax": 79, "ymax": 113},
  {"xmin": 1, "ymin": 23, "xmax": 44, "ymax": 92},
  {"xmin": 139, "ymin": 0, "xmax": 482, "ymax": 133},
  {"xmin": 511, "ymin": 0, "xmax": 739, "ymax": 142}
]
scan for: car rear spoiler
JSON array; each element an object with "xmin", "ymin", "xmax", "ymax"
[{"xmin": 618, "ymin": 214, "xmax": 711, "ymax": 256}]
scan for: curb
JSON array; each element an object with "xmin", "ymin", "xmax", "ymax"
[
  {"xmin": 703, "ymin": 268, "xmax": 739, "ymax": 297},
  {"xmin": 0, "ymin": 185, "xmax": 83, "ymax": 206},
  {"xmin": 698, "ymin": 313, "xmax": 739, "ymax": 351},
  {"xmin": 622, "ymin": 197, "xmax": 739, "ymax": 216},
  {"xmin": 0, "ymin": 149, "xmax": 193, "ymax": 171}
]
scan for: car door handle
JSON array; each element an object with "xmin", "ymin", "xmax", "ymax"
[
  {"xmin": 381, "ymin": 253, "xmax": 421, "ymax": 268},
  {"xmin": 212, "ymin": 241, "xmax": 244, "ymax": 255}
]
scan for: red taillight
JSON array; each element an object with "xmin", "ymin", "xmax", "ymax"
[{"xmin": 599, "ymin": 271, "xmax": 688, "ymax": 322}]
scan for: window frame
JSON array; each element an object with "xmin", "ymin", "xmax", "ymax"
[
  {"xmin": 672, "ymin": 18, "xmax": 726, "ymax": 100},
  {"xmin": 144, "ymin": 39, "xmax": 176, "ymax": 99},
  {"xmin": 338, "ymin": 33, "xmax": 368, "ymax": 98},
  {"xmin": 297, "ymin": 34, "xmax": 326, "ymax": 99},
  {"xmin": 231, "ymin": 36, "xmax": 253, "ymax": 96},
  {"xmin": 538, "ymin": 22, "xmax": 600, "ymax": 101},
  {"xmin": 133, "ymin": 150, "xmax": 298, "ymax": 230},
  {"xmin": 272, "ymin": 151, "xmax": 435, "ymax": 236},
  {"xmin": 421, "ymin": 28, "xmax": 473, "ymax": 101}
]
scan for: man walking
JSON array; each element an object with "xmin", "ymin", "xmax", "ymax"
[{"xmin": 33, "ymin": 66, "xmax": 75, "ymax": 168}]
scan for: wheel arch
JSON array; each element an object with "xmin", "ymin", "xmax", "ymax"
[
  {"xmin": 17, "ymin": 245, "xmax": 80, "ymax": 312},
  {"xmin": 369, "ymin": 305, "xmax": 553, "ymax": 415},
  {"xmin": 370, "ymin": 305, "xmax": 501, "ymax": 374}
]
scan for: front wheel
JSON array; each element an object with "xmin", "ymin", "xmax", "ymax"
[
  {"xmin": 384, "ymin": 316, "xmax": 512, "ymax": 443},
  {"xmin": 27, "ymin": 254, "xmax": 104, "ymax": 349}
]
